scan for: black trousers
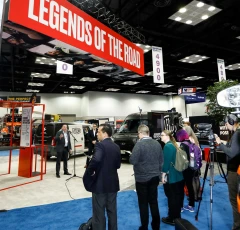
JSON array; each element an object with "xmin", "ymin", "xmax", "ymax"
[
  {"xmin": 56, "ymin": 147, "xmax": 68, "ymax": 175},
  {"xmin": 92, "ymin": 192, "xmax": 118, "ymax": 230},
  {"xmin": 163, "ymin": 180, "xmax": 184, "ymax": 220},
  {"xmin": 136, "ymin": 176, "xmax": 160, "ymax": 230},
  {"xmin": 183, "ymin": 168, "xmax": 195, "ymax": 207}
]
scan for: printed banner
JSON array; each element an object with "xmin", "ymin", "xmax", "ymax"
[
  {"xmin": 56, "ymin": 60, "xmax": 73, "ymax": 75},
  {"xmin": 152, "ymin": 46, "xmax": 164, "ymax": 83},
  {"xmin": 7, "ymin": 0, "xmax": 144, "ymax": 75},
  {"xmin": 0, "ymin": 0, "xmax": 6, "ymax": 54},
  {"xmin": 217, "ymin": 59, "xmax": 226, "ymax": 82},
  {"xmin": 20, "ymin": 107, "xmax": 32, "ymax": 147}
]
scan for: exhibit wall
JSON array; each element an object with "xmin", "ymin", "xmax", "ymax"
[{"xmin": 0, "ymin": 91, "xmax": 170, "ymax": 118}]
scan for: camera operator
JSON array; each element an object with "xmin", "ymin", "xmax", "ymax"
[{"xmin": 215, "ymin": 114, "xmax": 240, "ymax": 230}]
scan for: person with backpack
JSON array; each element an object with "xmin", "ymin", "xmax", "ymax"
[
  {"xmin": 161, "ymin": 130, "xmax": 184, "ymax": 226},
  {"xmin": 176, "ymin": 129, "xmax": 202, "ymax": 213}
]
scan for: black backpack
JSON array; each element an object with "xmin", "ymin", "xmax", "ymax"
[{"xmin": 79, "ymin": 217, "xmax": 92, "ymax": 230}]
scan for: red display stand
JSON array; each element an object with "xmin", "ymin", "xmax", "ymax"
[
  {"xmin": 18, "ymin": 145, "xmax": 47, "ymax": 178},
  {"xmin": 0, "ymin": 100, "xmax": 45, "ymax": 191}
]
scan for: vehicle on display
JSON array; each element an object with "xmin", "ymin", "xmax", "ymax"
[
  {"xmin": 34, "ymin": 122, "xmax": 92, "ymax": 159},
  {"xmin": 0, "ymin": 114, "xmax": 22, "ymax": 146},
  {"xmin": 112, "ymin": 109, "xmax": 183, "ymax": 159}
]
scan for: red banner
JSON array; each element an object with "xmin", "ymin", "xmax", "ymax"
[{"xmin": 8, "ymin": 0, "xmax": 144, "ymax": 75}]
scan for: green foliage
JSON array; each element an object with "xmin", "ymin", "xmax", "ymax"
[{"xmin": 206, "ymin": 80, "xmax": 239, "ymax": 124}]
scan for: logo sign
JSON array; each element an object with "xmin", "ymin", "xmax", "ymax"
[
  {"xmin": 7, "ymin": 96, "xmax": 41, "ymax": 103},
  {"xmin": 56, "ymin": 60, "xmax": 73, "ymax": 75},
  {"xmin": 152, "ymin": 46, "xmax": 164, "ymax": 83},
  {"xmin": 217, "ymin": 84, "xmax": 240, "ymax": 108},
  {"xmin": 217, "ymin": 59, "xmax": 226, "ymax": 82},
  {"xmin": 185, "ymin": 93, "xmax": 206, "ymax": 104},
  {"xmin": 178, "ymin": 87, "xmax": 196, "ymax": 96},
  {"xmin": 7, "ymin": 0, "xmax": 144, "ymax": 75}
]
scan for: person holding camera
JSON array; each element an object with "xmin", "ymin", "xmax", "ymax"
[
  {"xmin": 215, "ymin": 114, "xmax": 240, "ymax": 230},
  {"xmin": 130, "ymin": 125, "xmax": 163, "ymax": 230}
]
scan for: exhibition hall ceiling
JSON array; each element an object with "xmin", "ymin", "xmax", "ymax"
[{"xmin": 0, "ymin": 0, "xmax": 240, "ymax": 96}]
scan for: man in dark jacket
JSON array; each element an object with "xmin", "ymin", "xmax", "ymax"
[
  {"xmin": 130, "ymin": 124, "xmax": 163, "ymax": 230},
  {"xmin": 55, "ymin": 124, "xmax": 72, "ymax": 178},
  {"xmin": 86, "ymin": 124, "xmax": 121, "ymax": 230}
]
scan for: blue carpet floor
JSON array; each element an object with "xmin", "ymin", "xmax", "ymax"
[
  {"xmin": 0, "ymin": 175, "xmax": 232, "ymax": 230},
  {"xmin": 0, "ymin": 149, "xmax": 19, "ymax": 156}
]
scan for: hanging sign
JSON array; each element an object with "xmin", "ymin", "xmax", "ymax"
[
  {"xmin": 217, "ymin": 59, "xmax": 226, "ymax": 82},
  {"xmin": 56, "ymin": 60, "xmax": 73, "ymax": 75},
  {"xmin": 152, "ymin": 46, "xmax": 164, "ymax": 83},
  {"xmin": 7, "ymin": 0, "xmax": 144, "ymax": 75},
  {"xmin": 20, "ymin": 107, "xmax": 32, "ymax": 147}
]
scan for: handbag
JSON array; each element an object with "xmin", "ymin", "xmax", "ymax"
[{"xmin": 83, "ymin": 170, "xmax": 97, "ymax": 192}]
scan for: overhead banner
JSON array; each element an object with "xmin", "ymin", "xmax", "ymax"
[
  {"xmin": 20, "ymin": 107, "xmax": 32, "ymax": 147},
  {"xmin": 217, "ymin": 59, "xmax": 226, "ymax": 82},
  {"xmin": 178, "ymin": 86, "xmax": 196, "ymax": 96},
  {"xmin": 7, "ymin": 0, "xmax": 144, "ymax": 75},
  {"xmin": 185, "ymin": 93, "xmax": 206, "ymax": 104},
  {"xmin": 152, "ymin": 46, "xmax": 164, "ymax": 83},
  {"xmin": 56, "ymin": 60, "xmax": 73, "ymax": 75}
]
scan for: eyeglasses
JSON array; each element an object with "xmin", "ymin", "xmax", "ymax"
[{"xmin": 160, "ymin": 134, "xmax": 167, "ymax": 137}]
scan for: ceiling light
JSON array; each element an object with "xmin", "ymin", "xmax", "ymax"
[
  {"xmin": 175, "ymin": 17, "xmax": 181, "ymax": 21},
  {"xmin": 225, "ymin": 63, "xmax": 240, "ymax": 70},
  {"xmin": 105, "ymin": 88, "xmax": 120, "ymax": 92},
  {"xmin": 69, "ymin": 86, "xmax": 85, "ymax": 89},
  {"xmin": 183, "ymin": 76, "xmax": 204, "ymax": 81},
  {"xmin": 156, "ymin": 84, "xmax": 173, "ymax": 88},
  {"xmin": 35, "ymin": 57, "xmax": 57, "ymax": 65},
  {"xmin": 136, "ymin": 44, "xmax": 141, "ymax": 46},
  {"xmin": 169, "ymin": 1, "xmax": 222, "ymax": 26},
  {"xmin": 26, "ymin": 89, "xmax": 39, "ymax": 92},
  {"xmin": 201, "ymin": 15, "xmax": 209, "ymax": 20},
  {"xmin": 144, "ymin": 49, "xmax": 149, "ymax": 52},
  {"xmin": 64, "ymin": 91, "xmax": 68, "ymax": 94},
  {"xmin": 80, "ymin": 77, "xmax": 99, "ymax": 82},
  {"xmin": 145, "ymin": 45, "xmax": 150, "ymax": 48},
  {"xmin": 208, "ymin": 6, "xmax": 215, "ymax": 11},
  {"xmin": 179, "ymin": 54, "xmax": 209, "ymax": 63},
  {"xmin": 31, "ymin": 72, "xmax": 51, "ymax": 78},
  {"xmin": 136, "ymin": 91, "xmax": 150, "ymax": 94},
  {"xmin": 122, "ymin": 81, "xmax": 139, "ymax": 85},
  {"xmin": 196, "ymin": 2, "xmax": 204, "ymax": 7},
  {"xmin": 163, "ymin": 92, "xmax": 177, "ymax": 96},
  {"xmin": 179, "ymin": 8, "xmax": 187, "ymax": 13},
  {"xmin": 134, "ymin": 43, "xmax": 152, "ymax": 52},
  {"xmin": 28, "ymin": 82, "xmax": 44, "ymax": 86}
]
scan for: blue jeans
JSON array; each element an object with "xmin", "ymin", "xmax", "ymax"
[{"xmin": 136, "ymin": 176, "xmax": 160, "ymax": 230}]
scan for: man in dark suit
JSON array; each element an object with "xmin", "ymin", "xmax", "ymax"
[
  {"xmin": 55, "ymin": 124, "xmax": 72, "ymax": 178},
  {"xmin": 86, "ymin": 124, "xmax": 121, "ymax": 230},
  {"xmin": 85, "ymin": 123, "xmax": 98, "ymax": 167}
]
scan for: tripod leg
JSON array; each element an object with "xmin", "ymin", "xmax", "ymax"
[
  {"xmin": 218, "ymin": 161, "xmax": 227, "ymax": 183},
  {"xmin": 195, "ymin": 160, "xmax": 209, "ymax": 220}
]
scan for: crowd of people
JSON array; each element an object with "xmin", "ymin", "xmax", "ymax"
[{"xmin": 60, "ymin": 114, "xmax": 240, "ymax": 230}]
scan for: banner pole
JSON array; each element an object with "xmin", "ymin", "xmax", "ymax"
[{"xmin": 0, "ymin": 0, "xmax": 6, "ymax": 55}]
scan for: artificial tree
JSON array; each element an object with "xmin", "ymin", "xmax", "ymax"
[{"xmin": 206, "ymin": 80, "xmax": 239, "ymax": 124}]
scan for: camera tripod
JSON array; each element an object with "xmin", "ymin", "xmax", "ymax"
[
  {"xmin": 66, "ymin": 131, "xmax": 82, "ymax": 182},
  {"xmin": 195, "ymin": 144, "xmax": 227, "ymax": 230}
]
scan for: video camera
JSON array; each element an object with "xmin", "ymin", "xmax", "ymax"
[{"xmin": 195, "ymin": 123, "xmax": 215, "ymax": 146}]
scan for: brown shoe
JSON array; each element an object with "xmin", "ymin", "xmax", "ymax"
[{"xmin": 84, "ymin": 165, "xmax": 87, "ymax": 168}]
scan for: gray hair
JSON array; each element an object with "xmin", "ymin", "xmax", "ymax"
[{"xmin": 138, "ymin": 124, "xmax": 149, "ymax": 135}]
